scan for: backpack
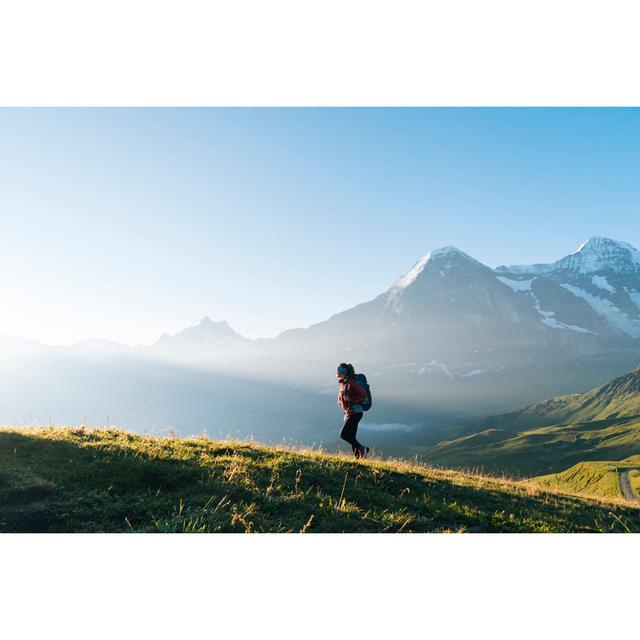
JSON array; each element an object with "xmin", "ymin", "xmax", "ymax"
[{"xmin": 353, "ymin": 373, "xmax": 372, "ymax": 411}]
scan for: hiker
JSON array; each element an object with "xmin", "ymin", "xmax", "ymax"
[{"xmin": 336, "ymin": 363, "xmax": 370, "ymax": 459}]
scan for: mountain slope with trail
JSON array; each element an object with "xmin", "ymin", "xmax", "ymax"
[{"xmin": 532, "ymin": 456, "xmax": 640, "ymax": 504}]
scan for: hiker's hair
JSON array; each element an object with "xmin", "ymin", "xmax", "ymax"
[{"xmin": 337, "ymin": 362, "xmax": 356, "ymax": 378}]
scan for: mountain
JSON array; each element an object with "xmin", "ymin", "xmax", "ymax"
[
  {"xmin": 140, "ymin": 316, "xmax": 250, "ymax": 361},
  {"xmin": 495, "ymin": 236, "xmax": 640, "ymax": 339},
  {"xmin": 3, "ymin": 236, "xmax": 640, "ymax": 447},
  {"xmin": 2, "ymin": 426, "xmax": 639, "ymax": 532},
  {"xmin": 263, "ymin": 238, "xmax": 640, "ymax": 433},
  {"xmin": 425, "ymin": 366, "xmax": 640, "ymax": 476},
  {"xmin": 465, "ymin": 364, "xmax": 640, "ymax": 432},
  {"xmin": 152, "ymin": 317, "xmax": 247, "ymax": 348}
]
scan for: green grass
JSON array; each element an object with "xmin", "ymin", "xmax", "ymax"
[
  {"xmin": 1, "ymin": 426, "xmax": 639, "ymax": 533},
  {"xmin": 424, "ymin": 365, "xmax": 640, "ymax": 477},
  {"xmin": 534, "ymin": 462, "xmax": 623, "ymax": 499},
  {"xmin": 533, "ymin": 456, "xmax": 640, "ymax": 501},
  {"xmin": 426, "ymin": 417, "xmax": 640, "ymax": 477},
  {"xmin": 483, "ymin": 365, "xmax": 640, "ymax": 430}
]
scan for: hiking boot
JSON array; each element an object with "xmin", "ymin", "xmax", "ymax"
[
  {"xmin": 360, "ymin": 446, "xmax": 370, "ymax": 459},
  {"xmin": 353, "ymin": 448, "xmax": 361, "ymax": 459}
]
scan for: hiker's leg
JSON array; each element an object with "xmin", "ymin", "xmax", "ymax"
[
  {"xmin": 350, "ymin": 413, "xmax": 363, "ymax": 451},
  {"xmin": 340, "ymin": 414, "xmax": 360, "ymax": 452}
]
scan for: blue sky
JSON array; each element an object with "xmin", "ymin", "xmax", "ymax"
[{"xmin": 0, "ymin": 108, "xmax": 638, "ymax": 344}]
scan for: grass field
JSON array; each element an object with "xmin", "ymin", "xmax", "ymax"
[
  {"xmin": 533, "ymin": 461, "xmax": 624, "ymax": 499},
  {"xmin": 1, "ymin": 426, "xmax": 639, "ymax": 533},
  {"xmin": 532, "ymin": 456, "xmax": 640, "ymax": 503}
]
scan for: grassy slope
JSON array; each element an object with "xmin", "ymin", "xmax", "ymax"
[
  {"xmin": 1, "ymin": 427, "xmax": 639, "ymax": 533},
  {"xmin": 479, "ymin": 365, "xmax": 640, "ymax": 431},
  {"xmin": 427, "ymin": 417, "xmax": 640, "ymax": 477},
  {"xmin": 426, "ymin": 365, "xmax": 640, "ymax": 476},
  {"xmin": 533, "ymin": 457, "xmax": 640, "ymax": 499}
]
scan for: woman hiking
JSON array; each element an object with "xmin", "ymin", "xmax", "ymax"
[{"xmin": 336, "ymin": 363, "xmax": 370, "ymax": 459}]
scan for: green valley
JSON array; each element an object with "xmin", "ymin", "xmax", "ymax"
[{"xmin": 425, "ymin": 366, "xmax": 640, "ymax": 481}]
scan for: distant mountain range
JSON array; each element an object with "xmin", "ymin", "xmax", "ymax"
[{"xmin": 2, "ymin": 236, "xmax": 640, "ymax": 448}]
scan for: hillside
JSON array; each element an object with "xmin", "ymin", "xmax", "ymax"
[
  {"xmin": 427, "ymin": 417, "xmax": 640, "ymax": 477},
  {"xmin": 426, "ymin": 366, "xmax": 640, "ymax": 476},
  {"xmin": 533, "ymin": 456, "xmax": 640, "ymax": 500},
  {"xmin": 1, "ymin": 427, "xmax": 639, "ymax": 533},
  {"xmin": 470, "ymin": 365, "xmax": 640, "ymax": 432}
]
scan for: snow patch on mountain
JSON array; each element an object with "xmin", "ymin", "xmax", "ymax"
[
  {"xmin": 561, "ymin": 283, "xmax": 640, "ymax": 338},
  {"xmin": 531, "ymin": 293, "xmax": 596, "ymax": 334},
  {"xmin": 423, "ymin": 359, "xmax": 454, "ymax": 379},
  {"xmin": 495, "ymin": 263, "xmax": 552, "ymax": 276},
  {"xmin": 460, "ymin": 369, "xmax": 485, "ymax": 378},
  {"xmin": 539, "ymin": 315, "xmax": 595, "ymax": 334},
  {"xmin": 592, "ymin": 275, "xmax": 616, "ymax": 293},
  {"xmin": 418, "ymin": 362, "xmax": 486, "ymax": 379},
  {"xmin": 496, "ymin": 274, "xmax": 595, "ymax": 334},
  {"xmin": 495, "ymin": 276, "xmax": 535, "ymax": 292}
]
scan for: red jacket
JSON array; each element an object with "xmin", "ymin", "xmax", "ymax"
[{"xmin": 338, "ymin": 377, "xmax": 367, "ymax": 415}]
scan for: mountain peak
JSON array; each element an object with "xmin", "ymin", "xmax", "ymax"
[
  {"xmin": 573, "ymin": 236, "xmax": 638, "ymax": 255},
  {"xmin": 498, "ymin": 236, "xmax": 640, "ymax": 276},
  {"xmin": 560, "ymin": 236, "xmax": 640, "ymax": 274},
  {"xmin": 432, "ymin": 245, "xmax": 467, "ymax": 257},
  {"xmin": 194, "ymin": 317, "xmax": 238, "ymax": 337},
  {"xmin": 150, "ymin": 317, "xmax": 246, "ymax": 351},
  {"xmin": 198, "ymin": 316, "xmax": 228, "ymax": 329},
  {"xmin": 394, "ymin": 246, "xmax": 479, "ymax": 289}
]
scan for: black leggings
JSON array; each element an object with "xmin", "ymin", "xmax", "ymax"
[{"xmin": 340, "ymin": 412, "xmax": 363, "ymax": 453}]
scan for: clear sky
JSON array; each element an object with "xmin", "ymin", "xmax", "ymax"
[{"xmin": 1, "ymin": 108, "xmax": 638, "ymax": 345}]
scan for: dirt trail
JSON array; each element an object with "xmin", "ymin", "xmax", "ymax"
[{"xmin": 618, "ymin": 471, "xmax": 640, "ymax": 504}]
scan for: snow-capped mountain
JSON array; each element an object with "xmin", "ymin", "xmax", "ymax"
[
  {"xmin": 499, "ymin": 236, "xmax": 640, "ymax": 276},
  {"xmin": 264, "ymin": 237, "xmax": 640, "ymax": 429},
  {"xmin": 277, "ymin": 237, "xmax": 640, "ymax": 357},
  {"xmin": 495, "ymin": 236, "xmax": 640, "ymax": 339},
  {"xmin": 2, "ymin": 236, "xmax": 640, "ymax": 448}
]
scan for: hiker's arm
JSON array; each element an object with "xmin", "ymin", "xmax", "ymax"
[{"xmin": 338, "ymin": 385, "xmax": 351, "ymax": 412}]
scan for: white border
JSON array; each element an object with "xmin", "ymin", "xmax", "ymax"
[
  {"xmin": 1, "ymin": 534, "xmax": 638, "ymax": 638},
  {"xmin": 0, "ymin": 1, "xmax": 639, "ymax": 106}
]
